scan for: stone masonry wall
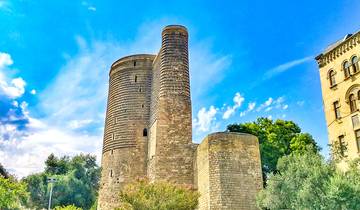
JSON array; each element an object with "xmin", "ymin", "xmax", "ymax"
[
  {"xmin": 98, "ymin": 55, "xmax": 155, "ymax": 209},
  {"xmin": 148, "ymin": 25, "xmax": 194, "ymax": 185},
  {"xmin": 196, "ymin": 132, "xmax": 263, "ymax": 210}
]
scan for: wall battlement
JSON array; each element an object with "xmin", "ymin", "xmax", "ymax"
[{"xmin": 98, "ymin": 25, "xmax": 263, "ymax": 210}]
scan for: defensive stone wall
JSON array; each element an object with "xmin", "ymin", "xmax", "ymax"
[
  {"xmin": 196, "ymin": 132, "xmax": 263, "ymax": 210},
  {"xmin": 98, "ymin": 54, "xmax": 155, "ymax": 209}
]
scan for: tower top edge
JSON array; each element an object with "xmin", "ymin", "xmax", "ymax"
[
  {"xmin": 111, "ymin": 54, "xmax": 156, "ymax": 69},
  {"xmin": 162, "ymin": 25, "xmax": 188, "ymax": 34}
]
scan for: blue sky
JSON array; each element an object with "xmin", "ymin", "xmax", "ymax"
[{"xmin": 0, "ymin": 0, "xmax": 360, "ymax": 177}]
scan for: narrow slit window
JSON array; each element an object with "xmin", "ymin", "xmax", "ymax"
[
  {"xmin": 134, "ymin": 61, "xmax": 137, "ymax": 66},
  {"xmin": 143, "ymin": 128, "xmax": 148, "ymax": 137},
  {"xmin": 333, "ymin": 101, "xmax": 341, "ymax": 119},
  {"xmin": 135, "ymin": 75, "xmax": 138, "ymax": 83}
]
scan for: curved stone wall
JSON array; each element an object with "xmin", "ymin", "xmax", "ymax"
[
  {"xmin": 196, "ymin": 132, "xmax": 263, "ymax": 210},
  {"xmin": 98, "ymin": 54, "xmax": 155, "ymax": 210}
]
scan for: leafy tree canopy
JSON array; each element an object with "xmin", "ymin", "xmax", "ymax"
[
  {"xmin": 257, "ymin": 149, "xmax": 360, "ymax": 210},
  {"xmin": 54, "ymin": 204, "xmax": 83, "ymax": 210},
  {"xmin": 0, "ymin": 176, "xmax": 28, "ymax": 209},
  {"xmin": 227, "ymin": 117, "xmax": 320, "ymax": 177},
  {"xmin": 23, "ymin": 153, "xmax": 100, "ymax": 210},
  {"xmin": 117, "ymin": 179, "xmax": 200, "ymax": 210}
]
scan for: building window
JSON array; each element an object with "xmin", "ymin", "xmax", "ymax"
[
  {"xmin": 352, "ymin": 56, "xmax": 359, "ymax": 73},
  {"xmin": 135, "ymin": 75, "xmax": 138, "ymax": 83},
  {"xmin": 349, "ymin": 94, "xmax": 357, "ymax": 113},
  {"xmin": 110, "ymin": 169, "xmax": 113, "ymax": 177},
  {"xmin": 338, "ymin": 135, "xmax": 345, "ymax": 156},
  {"xmin": 143, "ymin": 128, "xmax": 148, "ymax": 137},
  {"xmin": 134, "ymin": 61, "xmax": 137, "ymax": 66},
  {"xmin": 328, "ymin": 70, "xmax": 336, "ymax": 87},
  {"xmin": 358, "ymin": 90, "xmax": 360, "ymax": 100},
  {"xmin": 352, "ymin": 115, "xmax": 360, "ymax": 128},
  {"xmin": 344, "ymin": 61, "xmax": 351, "ymax": 78},
  {"xmin": 355, "ymin": 130, "xmax": 360, "ymax": 152},
  {"xmin": 333, "ymin": 101, "xmax": 341, "ymax": 119}
]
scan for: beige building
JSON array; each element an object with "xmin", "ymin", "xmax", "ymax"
[
  {"xmin": 316, "ymin": 31, "xmax": 360, "ymax": 166},
  {"xmin": 98, "ymin": 25, "xmax": 263, "ymax": 210}
]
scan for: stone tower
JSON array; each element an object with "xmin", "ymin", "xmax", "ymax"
[
  {"xmin": 98, "ymin": 54, "xmax": 155, "ymax": 209},
  {"xmin": 98, "ymin": 25, "xmax": 263, "ymax": 210},
  {"xmin": 147, "ymin": 25, "xmax": 194, "ymax": 184},
  {"xmin": 316, "ymin": 31, "xmax": 360, "ymax": 169}
]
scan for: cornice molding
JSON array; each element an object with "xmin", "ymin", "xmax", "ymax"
[{"xmin": 316, "ymin": 32, "xmax": 360, "ymax": 68}]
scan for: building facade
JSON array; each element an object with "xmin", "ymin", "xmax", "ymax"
[
  {"xmin": 316, "ymin": 31, "xmax": 360, "ymax": 167},
  {"xmin": 98, "ymin": 25, "xmax": 263, "ymax": 210}
]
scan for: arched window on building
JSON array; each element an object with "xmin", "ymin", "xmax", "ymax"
[
  {"xmin": 328, "ymin": 70, "xmax": 336, "ymax": 87},
  {"xmin": 344, "ymin": 61, "xmax": 351, "ymax": 78},
  {"xmin": 352, "ymin": 56, "xmax": 359, "ymax": 73},
  {"xmin": 143, "ymin": 128, "xmax": 148, "ymax": 137},
  {"xmin": 350, "ymin": 94, "xmax": 357, "ymax": 113}
]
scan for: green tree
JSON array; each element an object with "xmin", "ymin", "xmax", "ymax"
[
  {"xmin": 54, "ymin": 204, "xmax": 83, "ymax": 210},
  {"xmin": 257, "ymin": 149, "xmax": 360, "ymax": 209},
  {"xmin": 117, "ymin": 179, "xmax": 200, "ymax": 210},
  {"xmin": 0, "ymin": 176, "xmax": 28, "ymax": 209},
  {"xmin": 23, "ymin": 154, "xmax": 100, "ymax": 210},
  {"xmin": 0, "ymin": 163, "xmax": 10, "ymax": 179},
  {"xmin": 227, "ymin": 117, "xmax": 319, "ymax": 177}
]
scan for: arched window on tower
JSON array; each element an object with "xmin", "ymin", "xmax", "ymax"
[
  {"xmin": 344, "ymin": 61, "xmax": 351, "ymax": 78},
  {"xmin": 328, "ymin": 70, "xmax": 336, "ymax": 87},
  {"xmin": 349, "ymin": 94, "xmax": 357, "ymax": 113},
  {"xmin": 134, "ymin": 75, "xmax": 138, "ymax": 83},
  {"xmin": 352, "ymin": 56, "xmax": 359, "ymax": 73},
  {"xmin": 143, "ymin": 128, "xmax": 148, "ymax": 137}
]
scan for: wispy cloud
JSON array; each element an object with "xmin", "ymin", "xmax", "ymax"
[
  {"xmin": 263, "ymin": 56, "xmax": 313, "ymax": 81},
  {"xmin": 222, "ymin": 92, "xmax": 245, "ymax": 119}
]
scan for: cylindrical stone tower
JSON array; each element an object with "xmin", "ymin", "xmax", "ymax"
[
  {"xmin": 147, "ymin": 25, "xmax": 195, "ymax": 185},
  {"xmin": 98, "ymin": 54, "xmax": 155, "ymax": 210}
]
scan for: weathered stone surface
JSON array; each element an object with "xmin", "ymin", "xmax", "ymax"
[
  {"xmin": 196, "ymin": 132, "xmax": 263, "ymax": 210},
  {"xmin": 98, "ymin": 25, "xmax": 263, "ymax": 210}
]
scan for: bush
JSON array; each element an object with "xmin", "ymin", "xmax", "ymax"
[
  {"xmin": 54, "ymin": 204, "xmax": 82, "ymax": 210},
  {"xmin": 117, "ymin": 179, "xmax": 199, "ymax": 210}
]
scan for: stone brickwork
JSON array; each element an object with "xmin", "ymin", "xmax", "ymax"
[
  {"xmin": 196, "ymin": 132, "xmax": 263, "ymax": 210},
  {"xmin": 98, "ymin": 25, "xmax": 263, "ymax": 210}
]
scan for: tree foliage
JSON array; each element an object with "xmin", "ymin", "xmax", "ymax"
[
  {"xmin": 23, "ymin": 153, "xmax": 100, "ymax": 210},
  {"xmin": 54, "ymin": 204, "xmax": 83, "ymax": 210},
  {"xmin": 227, "ymin": 117, "xmax": 320, "ymax": 177},
  {"xmin": 117, "ymin": 179, "xmax": 200, "ymax": 210},
  {"xmin": 257, "ymin": 149, "xmax": 360, "ymax": 210},
  {"xmin": 0, "ymin": 176, "xmax": 28, "ymax": 209}
]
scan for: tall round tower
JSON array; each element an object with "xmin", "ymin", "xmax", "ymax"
[
  {"xmin": 98, "ymin": 54, "xmax": 155, "ymax": 210},
  {"xmin": 147, "ymin": 25, "xmax": 195, "ymax": 185}
]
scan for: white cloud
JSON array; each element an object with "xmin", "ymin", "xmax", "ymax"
[
  {"xmin": 223, "ymin": 92, "xmax": 244, "ymax": 119},
  {"xmin": 68, "ymin": 119, "xmax": 94, "ymax": 129},
  {"xmin": 263, "ymin": 56, "xmax": 312, "ymax": 80},
  {"xmin": 30, "ymin": 89, "xmax": 36, "ymax": 95},
  {"xmin": 0, "ymin": 52, "xmax": 27, "ymax": 98},
  {"xmin": 193, "ymin": 106, "xmax": 218, "ymax": 132},
  {"xmin": 0, "ymin": 52, "xmax": 13, "ymax": 68},
  {"xmin": 88, "ymin": 6, "xmax": 96, "ymax": 11},
  {"xmin": 0, "ymin": 76, "xmax": 26, "ymax": 99}
]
